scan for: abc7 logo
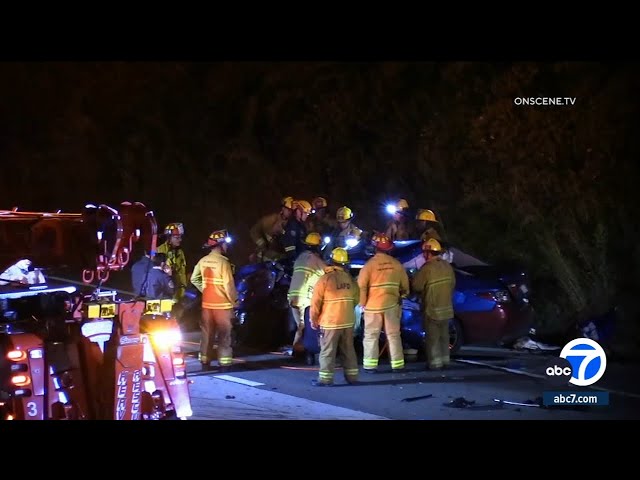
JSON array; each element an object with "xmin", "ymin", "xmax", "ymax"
[{"xmin": 544, "ymin": 338, "xmax": 607, "ymax": 387}]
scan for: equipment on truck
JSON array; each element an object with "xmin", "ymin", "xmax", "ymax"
[{"xmin": 0, "ymin": 202, "xmax": 192, "ymax": 420}]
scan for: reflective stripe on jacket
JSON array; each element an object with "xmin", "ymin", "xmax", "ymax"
[
  {"xmin": 287, "ymin": 250, "xmax": 327, "ymax": 308},
  {"xmin": 411, "ymin": 256, "xmax": 456, "ymax": 321},
  {"xmin": 357, "ymin": 252, "xmax": 409, "ymax": 313},
  {"xmin": 190, "ymin": 251, "xmax": 237, "ymax": 310},
  {"xmin": 310, "ymin": 266, "xmax": 360, "ymax": 329}
]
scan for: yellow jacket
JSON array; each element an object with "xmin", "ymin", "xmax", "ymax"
[
  {"xmin": 287, "ymin": 250, "xmax": 327, "ymax": 309},
  {"xmin": 156, "ymin": 242, "xmax": 187, "ymax": 301},
  {"xmin": 411, "ymin": 256, "xmax": 456, "ymax": 321},
  {"xmin": 190, "ymin": 250, "xmax": 237, "ymax": 310},
  {"xmin": 357, "ymin": 252, "xmax": 409, "ymax": 313},
  {"xmin": 310, "ymin": 266, "xmax": 360, "ymax": 329}
]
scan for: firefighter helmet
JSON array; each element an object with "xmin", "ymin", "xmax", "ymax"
[
  {"xmin": 281, "ymin": 196, "xmax": 294, "ymax": 209},
  {"xmin": 396, "ymin": 199, "xmax": 409, "ymax": 211},
  {"xmin": 336, "ymin": 206, "xmax": 353, "ymax": 222},
  {"xmin": 304, "ymin": 232, "xmax": 322, "ymax": 247},
  {"xmin": 294, "ymin": 200, "xmax": 312, "ymax": 214},
  {"xmin": 416, "ymin": 209, "xmax": 438, "ymax": 222},
  {"xmin": 371, "ymin": 232, "xmax": 394, "ymax": 251},
  {"xmin": 331, "ymin": 247, "xmax": 349, "ymax": 264},
  {"xmin": 312, "ymin": 197, "xmax": 328, "ymax": 210},
  {"xmin": 164, "ymin": 222, "xmax": 184, "ymax": 236},
  {"xmin": 207, "ymin": 229, "xmax": 231, "ymax": 247},
  {"xmin": 422, "ymin": 238, "xmax": 442, "ymax": 253}
]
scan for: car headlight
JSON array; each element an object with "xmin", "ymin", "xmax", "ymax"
[{"xmin": 151, "ymin": 329, "xmax": 182, "ymax": 349}]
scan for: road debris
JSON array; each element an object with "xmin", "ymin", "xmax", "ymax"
[
  {"xmin": 225, "ymin": 395, "xmax": 236, "ymax": 399},
  {"xmin": 494, "ymin": 398, "xmax": 541, "ymax": 408},
  {"xmin": 444, "ymin": 397, "xmax": 505, "ymax": 411},
  {"xmin": 401, "ymin": 394, "xmax": 433, "ymax": 403}
]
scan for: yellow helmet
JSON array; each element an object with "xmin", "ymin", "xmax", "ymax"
[
  {"xmin": 336, "ymin": 206, "xmax": 353, "ymax": 222},
  {"xmin": 331, "ymin": 247, "xmax": 349, "ymax": 264},
  {"xmin": 422, "ymin": 238, "xmax": 442, "ymax": 253},
  {"xmin": 294, "ymin": 200, "xmax": 312, "ymax": 214},
  {"xmin": 312, "ymin": 196, "xmax": 328, "ymax": 209},
  {"xmin": 304, "ymin": 232, "xmax": 322, "ymax": 247},
  {"xmin": 396, "ymin": 199, "xmax": 409, "ymax": 211},
  {"xmin": 281, "ymin": 196, "xmax": 294, "ymax": 209},
  {"xmin": 416, "ymin": 209, "xmax": 438, "ymax": 222}
]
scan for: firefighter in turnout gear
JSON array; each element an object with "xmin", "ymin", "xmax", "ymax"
[
  {"xmin": 309, "ymin": 247, "xmax": 360, "ymax": 386},
  {"xmin": 416, "ymin": 209, "xmax": 443, "ymax": 242},
  {"xmin": 411, "ymin": 238, "xmax": 456, "ymax": 370},
  {"xmin": 358, "ymin": 232, "xmax": 410, "ymax": 373},
  {"xmin": 249, "ymin": 196, "xmax": 294, "ymax": 262},
  {"xmin": 323, "ymin": 206, "xmax": 363, "ymax": 260},
  {"xmin": 305, "ymin": 196, "xmax": 336, "ymax": 237},
  {"xmin": 282, "ymin": 200, "xmax": 311, "ymax": 261},
  {"xmin": 287, "ymin": 232, "xmax": 327, "ymax": 354},
  {"xmin": 384, "ymin": 199, "xmax": 413, "ymax": 241},
  {"xmin": 190, "ymin": 229, "xmax": 238, "ymax": 372},
  {"xmin": 157, "ymin": 222, "xmax": 188, "ymax": 301},
  {"xmin": 416, "ymin": 209, "xmax": 453, "ymax": 263}
]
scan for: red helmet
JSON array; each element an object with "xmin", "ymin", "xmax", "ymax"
[
  {"xmin": 164, "ymin": 222, "xmax": 184, "ymax": 236},
  {"xmin": 206, "ymin": 229, "xmax": 232, "ymax": 247},
  {"xmin": 371, "ymin": 232, "xmax": 394, "ymax": 252}
]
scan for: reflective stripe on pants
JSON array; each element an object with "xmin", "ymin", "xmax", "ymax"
[
  {"xmin": 200, "ymin": 308, "xmax": 233, "ymax": 366},
  {"xmin": 363, "ymin": 304, "xmax": 404, "ymax": 370},
  {"xmin": 318, "ymin": 327, "xmax": 359, "ymax": 384},
  {"xmin": 425, "ymin": 316, "xmax": 450, "ymax": 369}
]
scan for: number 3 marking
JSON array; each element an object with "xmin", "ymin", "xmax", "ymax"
[{"xmin": 27, "ymin": 401, "xmax": 38, "ymax": 417}]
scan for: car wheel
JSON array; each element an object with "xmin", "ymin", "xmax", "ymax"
[
  {"xmin": 449, "ymin": 318, "xmax": 464, "ymax": 355},
  {"xmin": 305, "ymin": 352, "xmax": 315, "ymax": 366}
]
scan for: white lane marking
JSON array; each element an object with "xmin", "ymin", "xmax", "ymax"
[
  {"xmin": 456, "ymin": 358, "xmax": 640, "ymax": 400},
  {"xmin": 214, "ymin": 374, "xmax": 265, "ymax": 387}
]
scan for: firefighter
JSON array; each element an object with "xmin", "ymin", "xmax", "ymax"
[
  {"xmin": 157, "ymin": 222, "xmax": 188, "ymax": 302},
  {"xmin": 305, "ymin": 196, "xmax": 336, "ymax": 236},
  {"xmin": 309, "ymin": 247, "xmax": 360, "ymax": 386},
  {"xmin": 416, "ymin": 209, "xmax": 454, "ymax": 263},
  {"xmin": 287, "ymin": 232, "xmax": 327, "ymax": 355},
  {"xmin": 249, "ymin": 196, "xmax": 294, "ymax": 262},
  {"xmin": 416, "ymin": 209, "xmax": 443, "ymax": 242},
  {"xmin": 190, "ymin": 229, "xmax": 238, "ymax": 372},
  {"xmin": 411, "ymin": 238, "xmax": 456, "ymax": 370},
  {"xmin": 384, "ymin": 198, "xmax": 413, "ymax": 241},
  {"xmin": 281, "ymin": 200, "xmax": 312, "ymax": 261},
  {"xmin": 323, "ymin": 206, "xmax": 363, "ymax": 260},
  {"xmin": 357, "ymin": 232, "xmax": 410, "ymax": 373}
]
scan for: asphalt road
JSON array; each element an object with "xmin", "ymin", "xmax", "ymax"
[{"xmin": 178, "ymin": 332, "xmax": 640, "ymax": 420}]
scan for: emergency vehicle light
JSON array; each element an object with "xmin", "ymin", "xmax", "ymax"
[
  {"xmin": 10, "ymin": 375, "xmax": 30, "ymax": 387},
  {"xmin": 6, "ymin": 350, "xmax": 26, "ymax": 361},
  {"xmin": 151, "ymin": 329, "xmax": 182, "ymax": 349}
]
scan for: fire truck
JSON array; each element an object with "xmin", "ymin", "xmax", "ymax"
[{"xmin": 0, "ymin": 201, "xmax": 192, "ymax": 420}]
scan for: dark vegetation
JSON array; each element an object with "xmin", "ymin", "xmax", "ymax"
[{"xmin": 1, "ymin": 62, "xmax": 638, "ymax": 355}]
